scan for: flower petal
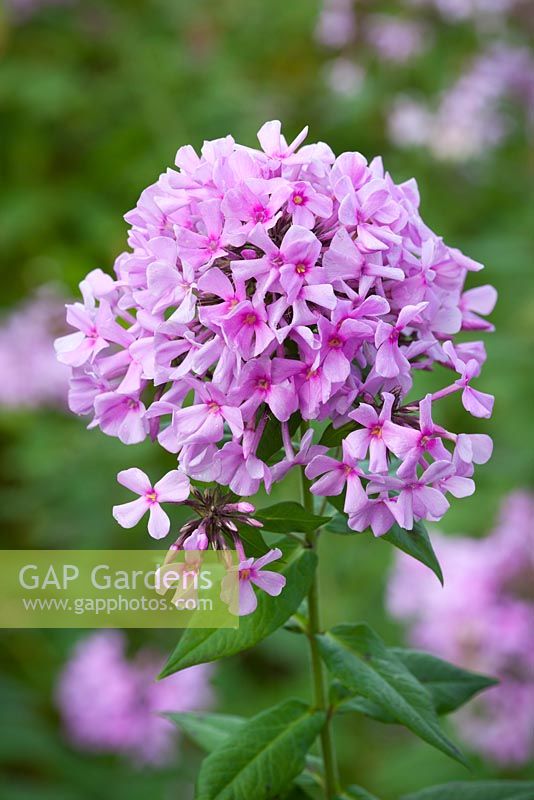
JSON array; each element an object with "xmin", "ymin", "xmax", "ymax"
[
  {"xmin": 112, "ymin": 497, "xmax": 148, "ymax": 529},
  {"xmin": 116, "ymin": 468, "xmax": 151, "ymax": 495},
  {"xmin": 148, "ymin": 504, "xmax": 171, "ymax": 539}
]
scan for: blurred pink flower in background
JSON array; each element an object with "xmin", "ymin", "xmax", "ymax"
[
  {"xmin": 365, "ymin": 15, "xmax": 428, "ymax": 64},
  {"xmin": 407, "ymin": 0, "xmax": 518, "ymax": 23},
  {"xmin": 322, "ymin": 58, "xmax": 365, "ymax": 97},
  {"xmin": 0, "ymin": 288, "xmax": 70, "ymax": 408},
  {"xmin": 315, "ymin": 0, "xmax": 357, "ymax": 48},
  {"xmin": 387, "ymin": 491, "xmax": 534, "ymax": 765},
  {"xmin": 5, "ymin": 0, "xmax": 72, "ymax": 21},
  {"xmin": 315, "ymin": 0, "xmax": 534, "ymax": 161},
  {"xmin": 389, "ymin": 45, "xmax": 534, "ymax": 161},
  {"xmin": 56, "ymin": 631, "xmax": 214, "ymax": 765}
]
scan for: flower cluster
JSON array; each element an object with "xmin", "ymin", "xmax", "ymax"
[
  {"xmin": 387, "ymin": 492, "xmax": 534, "ymax": 765},
  {"xmin": 0, "ymin": 287, "xmax": 70, "ymax": 409},
  {"xmin": 56, "ymin": 630, "xmax": 214, "ymax": 765},
  {"xmin": 56, "ymin": 121, "xmax": 495, "ymax": 542}
]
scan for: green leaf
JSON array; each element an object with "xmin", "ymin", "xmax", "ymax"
[
  {"xmin": 327, "ymin": 493, "xmax": 346, "ymax": 514},
  {"xmin": 319, "ymin": 422, "xmax": 354, "ymax": 447},
  {"xmin": 380, "ymin": 521, "xmax": 443, "ymax": 585},
  {"xmin": 321, "ymin": 512, "xmax": 356, "ymax": 535},
  {"xmin": 338, "ymin": 649, "xmax": 497, "ymax": 720},
  {"xmin": 402, "ymin": 782, "xmax": 534, "ymax": 800},
  {"xmin": 257, "ymin": 412, "xmax": 301, "ymax": 461},
  {"xmin": 256, "ymin": 501, "xmax": 331, "ymax": 534},
  {"xmin": 317, "ymin": 623, "xmax": 467, "ymax": 766},
  {"xmin": 391, "ymin": 648, "xmax": 498, "ymax": 715},
  {"xmin": 166, "ymin": 712, "xmax": 245, "ymax": 752},
  {"xmin": 235, "ymin": 524, "xmax": 271, "ymax": 559},
  {"xmin": 336, "ymin": 786, "xmax": 381, "ymax": 800},
  {"xmin": 337, "ymin": 695, "xmax": 396, "ymax": 724},
  {"xmin": 169, "ymin": 712, "xmax": 321, "ymax": 800},
  {"xmin": 282, "ymin": 787, "xmax": 315, "ymax": 800},
  {"xmin": 196, "ymin": 699, "xmax": 326, "ymax": 800},
  {"xmin": 160, "ymin": 548, "xmax": 317, "ymax": 677}
]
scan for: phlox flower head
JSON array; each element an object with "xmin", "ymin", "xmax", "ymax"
[{"xmin": 56, "ymin": 121, "xmax": 495, "ymax": 595}]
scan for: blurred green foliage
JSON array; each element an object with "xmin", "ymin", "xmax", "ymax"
[{"xmin": 0, "ymin": 1, "xmax": 533, "ymax": 798}]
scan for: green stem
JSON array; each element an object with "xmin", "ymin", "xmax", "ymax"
[{"xmin": 300, "ymin": 463, "xmax": 339, "ymax": 799}]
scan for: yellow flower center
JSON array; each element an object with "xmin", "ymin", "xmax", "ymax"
[{"xmin": 328, "ymin": 336, "xmax": 343, "ymax": 349}]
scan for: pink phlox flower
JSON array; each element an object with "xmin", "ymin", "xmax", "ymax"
[
  {"xmin": 221, "ymin": 177, "xmax": 291, "ymax": 232},
  {"xmin": 306, "ymin": 437, "xmax": 367, "ymax": 513},
  {"xmin": 271, "ymin": 427, "xmax": 328, "ymax": 482},
  {"xmin": 346, "ymin": 392, "xmax": 395, "ymax": 473},
  {"xmin": 256, "ymin": 120, "xmax": 310, "ymax": 165},
  {"xmin": 374, "ymin": 301, "xmax": 428, "ymax": 378},
  {"xmin": 175, "ymin": 199, "xmax": 245, "ymax": 270},
  {"xmin": 460, "ymin": 284, "xmax": 498, "ymax": 332},
  {"xmin": 368, "ymin": 459, "xmax": 452, "ymax": 529},
  {"xmin": 336, "ymin": 177, "xmax": 406, "ymax": 252},
  {"xmin": 231, "ymin": 356, "xmax": 301, "ymax": 422},
  {"xmin": 323, "ymin": 228, "xmax": 404, "ymax": 298},
  {"xmin": 348, "ymin": 494, "xmax": 398, "ymax": 537},
  {"xmin": 55, "ymin": 300, "xmax": 132, "ymax": 367},
  {"xmin": 93, "ymin": 391, "xmax": 148, "ymax": 445},
  {"xmin": 287, "ymin": 180, "xmax": 333, "ymax": 228},
  {"xmin": 443, "ymin": 341, "xmax": 495, "ymax": 418},
  {"xmin": 215, "ymin": 441, "xmax": 272, "ymax": 496},
  {"xmin": 147, "ymin": 381, "xmax": 242, "ymax": 452},
  {"xmin": 112, "ymin": 467, "xmax": 190, "ymax": 539},
  {"xmin": 277, "ymin": 225, "xmax": 324, "ymax": 303},
  {"xmin": 381, "ymin": 393, "xmax": 451, "ymax": 478},
  {"xmin": 221, "ymin": 297, "xmax": 275, "ymax": 359},
  {"xmin": 221, "ymin": 547, "xmax": 286, "ymax": 616}
]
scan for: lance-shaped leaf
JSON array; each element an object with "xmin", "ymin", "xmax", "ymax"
[
  {"xmin": 256, "ymin": 501, "xmax": 331, "ymax": 534},
  {"xmin": 338, "ymin": 649, "xmax": 497, "ymax": 719},
  {"xmin": 160, "ymin": 549, "xmax": 316, "ymax": 677},
  {"xmin": 380, "ymin": 521, "xmax": 443, "ymax": 585},
  {"xmin": 235, "ymin": 524, "xmax": 271, "ymax": 559},
  {"xmin": 402, "ymin": 782, "xmax": 534, "ymax": 800},
  {"xmin": 167, "ymin": 712, "xmax": 245, "ymax": 752},
  {"xmin": 317, "ymin": 623, "xmax": 467, "ymax": 765},
  {"xmin": 169, "ymin": 712, "xmax": 322, "ymax": 798},
  {"xmin": 391, "ymin": 648, "xmax": 497, "ymax": 714},
  {"xmin": 196, "ymin": 699, "xmax": 326, "ymax": 800}
]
